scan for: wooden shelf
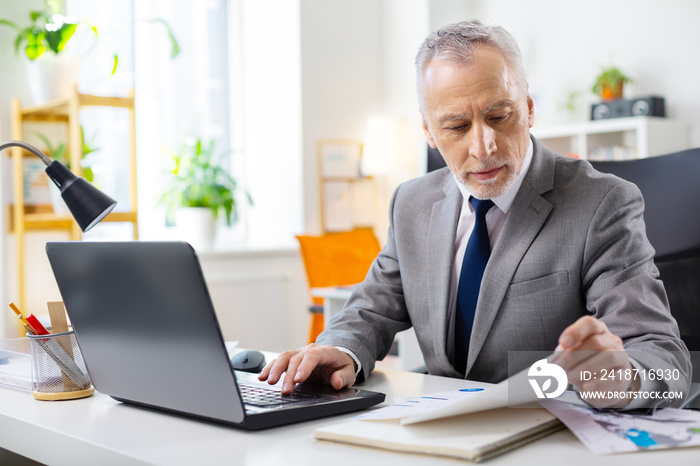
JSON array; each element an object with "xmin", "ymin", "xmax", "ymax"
[
  {"xmin": 9, "ymin": 86, "xmax": 138, "ymax": 329},
  {"xmin": 11, "ymin": 211, "xmax": 137, "ymax": 231},
  {"xmin": 20, "ymin": 93, "xmax": 135, "ymax": 121}
]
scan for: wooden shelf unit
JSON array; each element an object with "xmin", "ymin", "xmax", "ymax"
[{"xmin": 8, "ymin": 86, "xmax": 139, "ymax": 319}]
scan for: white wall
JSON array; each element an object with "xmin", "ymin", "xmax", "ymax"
[
  {"xmin": 298, "ymin": 0, "xmax": 700, "ymax": 239},
  {"xmin": 473, "ymin": 0, "xmax": 700, "ymax": 145},
  {"xmin": 299, "ymin": 0, "xmax": 385, "ymax": 236},
  {"xmin": 299, "ymin": 0, "xmax": 432, "ymax": 240},
  {"xmin": 199, "ymin": 249, "xmax": 309, "ymax": 352}
]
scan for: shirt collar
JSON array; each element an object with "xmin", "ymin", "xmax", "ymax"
[{"xmin": 455, "ymin": 138, "xmax": 533, "ymax": 214}]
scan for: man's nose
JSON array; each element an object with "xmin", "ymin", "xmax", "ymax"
[{"xmin": 468, "ymin": 122, "xmax": 496, "ymax": 160}]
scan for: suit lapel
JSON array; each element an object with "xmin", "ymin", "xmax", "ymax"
[
  {"xmin": 466, "ymin": 138, "xmax": 556, "ymax": 375},
  {"xmin": 427, "ymin": 174, "xmax": 462, "ymax": 372}
]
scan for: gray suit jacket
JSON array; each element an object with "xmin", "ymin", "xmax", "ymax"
[{"xmin": 317, "ymin": 137, "xmax": 690, "ymax": 399}]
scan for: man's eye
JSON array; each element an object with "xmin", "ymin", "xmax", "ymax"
[
  {"xmin": 489, "ymin": 114, "xmax": 508, "ymax": 123},
  {"xmin": 448, "ymin": 124, "xmax": 468, "ymax": 131}
]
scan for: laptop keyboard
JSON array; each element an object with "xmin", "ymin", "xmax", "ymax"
[{"xmin": 240, "ymin": 383, "xmax": 320, "ymax": 407}]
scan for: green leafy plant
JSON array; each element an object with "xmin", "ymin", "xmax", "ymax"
[
  {"xmin": 0, "ymin": 10, "xmax": 80, "ymax": 60},
  {"xmin": 160, "ymin": 138, "xmax": 252, "ymax": 226},
  {"xmin": 36, "ymin": 127, "xmax": 98, "ymax": 182},
  {"xmin": 0, "ymin": 0, "xmax": 179, "ymax": 75},
  {"xmin": 592, "ymin": 66, "xmax": 633, "ymax": 101}
]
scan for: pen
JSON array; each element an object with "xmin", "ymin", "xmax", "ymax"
[
  {"xmin": 9, "ymin": 303, "xmax": 50, "ymax": 336},
  {"xmin": 25, "ymin": 314, "xmax": 50, "ymax": 335},
  {"xmin": 22, "ymin": 322, "xmax": 36, "ymax": 335}
]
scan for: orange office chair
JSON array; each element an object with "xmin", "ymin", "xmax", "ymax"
[{"xmin": 296, "ymin": 228, "xmax": 381, "ymax": 343}]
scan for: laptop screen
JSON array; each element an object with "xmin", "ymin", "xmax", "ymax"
[{"xmin": 46, "ymin": 241, "xmax": 246, "ymax": 424}]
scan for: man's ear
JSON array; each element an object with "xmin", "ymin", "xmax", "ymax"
[
  {"xmin": 527, "ymin": 93, "xmax": 535, "ymax": 128},
  {"xmin": 422, "ymin": 115, "xmax": 438, "ymax": 149}
]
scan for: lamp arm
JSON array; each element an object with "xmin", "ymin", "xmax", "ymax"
[{"xmin": 0, "ymin": 140, "xmax": 53, "ymax": 166}]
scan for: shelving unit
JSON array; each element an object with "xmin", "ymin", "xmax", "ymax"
[
  {"xmin": 8, "ymin": 87, "xmax": 138, "ymax": 323},
  {"xmin": 531, "ymin": 116, "xmax": 689, "ymax": 160},
  {"xmin": 316, "ymin": 139, "xmax": 373, "ymax": 233}
]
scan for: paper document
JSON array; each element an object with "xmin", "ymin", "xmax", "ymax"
[
  {"xmin": 542, "ymin": 399, "xmax": 700, "ymax": 455},
  {"xmin": 355, "ymin": 387, "xmax": 488, "ymax": 421},
  {"xmin": 397, "ymin": 363, "xmax": 542, "ymax": 425}
]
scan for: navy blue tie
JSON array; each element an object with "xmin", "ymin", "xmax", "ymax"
[{"xmin": 455, "ymin": 197, "xmax": 494, "ymax": 374}]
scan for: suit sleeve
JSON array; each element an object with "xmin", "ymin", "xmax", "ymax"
[
  {"xmin": 582, "ymin": 179, "xmax": 691, "ymax": 406},
  {"xmin": 315, "ymin": 184, "xmax": 412, "ymax": 383}
]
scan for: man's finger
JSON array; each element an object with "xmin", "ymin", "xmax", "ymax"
[
  {"xmin": 329, "ymin": 367, "xmax": 355, "ymax": 390},
  {"xmin": 258, "ymin": 358, "xmax": 277, "ymax": 381},
  {"xmin": 281, "ymin": 352, "xmax": 306, "ymax": 394},
  {"xmin": 558, "ymin": 316, "xmax": 608, "ymax": 350},
  {"xmin": 263, "ymin": 351, "xmax": 296, "ymax": 385}
]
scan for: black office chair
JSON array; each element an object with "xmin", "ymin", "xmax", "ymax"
[{"xmin": 590, "ymin": 148, "xmax": 700, "ymax": 398}]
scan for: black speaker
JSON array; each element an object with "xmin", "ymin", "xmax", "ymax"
[{"xmin": 590, "ymin": 96, "xmax": 665, "ymax": 120}]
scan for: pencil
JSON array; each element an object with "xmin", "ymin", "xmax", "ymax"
[{"xmin": 9, "ymin": 302, "xmax": 31, "ymax": 329}]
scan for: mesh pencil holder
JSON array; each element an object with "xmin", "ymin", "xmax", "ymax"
[{"xmin": 27, "ymin": 330, "xmax": 94, "ymax": 401}]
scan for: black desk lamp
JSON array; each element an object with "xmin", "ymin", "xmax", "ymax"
[{"xmin": 0, "ymin": 140, "xmax": 117, "ymax": 232}]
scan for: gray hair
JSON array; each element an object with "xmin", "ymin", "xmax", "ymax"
[{"xmin": 415, "ymin": 20, "xmax": 528, "ymax": 110}]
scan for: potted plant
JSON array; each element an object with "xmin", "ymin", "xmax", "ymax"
[
  {"xmin": 592, "ymin": 66, "xmax": 633, "ymax": 101},
  {"xmin": 160, "ymin": 138, "xmax": 252, "ymax": 250},
  {"xmin": 1, "ymin": 1, "xmax": 179, "ymax": 102},
  {"xmin": 36, "ymin": 128, "xmax": 98, "ymax": 215}
]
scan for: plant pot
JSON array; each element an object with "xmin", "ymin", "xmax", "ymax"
[
  {"xmin": 601, "ymin": 83, "xmax": 624, "ymax": 101},
  {"xmin": 25, "ymin": 53, "xmax": 82, "ymax": 105},
  {"xmin": 175, "ymin": 207, "xmax": 217, "ymax": 251}
]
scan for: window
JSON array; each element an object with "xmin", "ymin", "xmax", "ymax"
[{"xmin": 68, "ymin": 0, "xmax": 303, "ymax": 248}]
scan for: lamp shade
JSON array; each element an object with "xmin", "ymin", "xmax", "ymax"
[
  {"xmin": 0, "ymin": 140, "xmax": 117, "ymax": 233},
  {"xmin": 45, "ymin": 161, "xmax": 117, "ymax": 232},
  {"xmin": 361, "ymin": 115, "xmax": 417, "ymax": 176}
]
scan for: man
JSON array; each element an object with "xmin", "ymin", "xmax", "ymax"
[{"xmin": 260, "ymin": 21, "xmax": 690, "ymax": 408}]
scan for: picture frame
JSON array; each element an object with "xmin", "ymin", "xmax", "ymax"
[
  {"xmin": 322, "ymin": 180, "xmax": 354, "ymax": 232},
  {"xmin": 317, "ymin": 139, "xmax": 362, "ymax": 179}
]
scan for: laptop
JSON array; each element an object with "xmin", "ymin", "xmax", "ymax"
[{"xmin": 45, "ymin": 241, "xmax": 384, "ymax": 430}]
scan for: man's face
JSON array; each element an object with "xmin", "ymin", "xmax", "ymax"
[{"xmin": 420, "ymin": 46, "xmax": 534, "ymax": 199}]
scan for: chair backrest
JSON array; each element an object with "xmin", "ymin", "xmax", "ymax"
[
  {"xmin": 654, "ymin": 250, "xmax": 700, "ymax": 352},
  {"xmin": 590, "ymin": 148, "xmax": 700, "ymax": 359},
  {"xmin": 590, "ymin": 148, "xmax": 700, "ymax": 257},
  {"xmin": 295, "ymin": 228, "xmax": 381, "ymax": 304}
]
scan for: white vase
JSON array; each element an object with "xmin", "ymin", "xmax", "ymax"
[
  {"xmin": 25, "ymin": 53, "xmax": 82, "ymax": 104},
  {"xmin": 175, "ymin": 207, "xmax": 217, "ymax": 251}
]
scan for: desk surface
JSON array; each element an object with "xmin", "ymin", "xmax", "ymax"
[{"xmin": 1, "ymin": 368, "xmax": 697, "ymax": 466}]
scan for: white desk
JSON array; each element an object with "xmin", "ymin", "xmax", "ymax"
[
  {"xmin": 1, "ymin": 368, "xmax": 698, "ymax": 465},
  {"xmin": 310, "ymin": 286, "xmax": 426, "ymax": 371}
]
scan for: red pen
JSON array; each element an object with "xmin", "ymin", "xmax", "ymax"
[{"xmin": 25, "ymin": 314, "xmax": 50, "ymax": 335}]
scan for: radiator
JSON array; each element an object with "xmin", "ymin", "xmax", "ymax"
[{"xmin": 206, "ymin": 274, "xmax": 289, "ymax": 350}]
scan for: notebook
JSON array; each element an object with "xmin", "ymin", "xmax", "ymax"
[
  {"xmin": 45, "ymin": 241, "xmax": 385, "ymax": 430},
  {"xmin": 315, "ymin": 407, "xmax": 563, "ymax": 462},
  {"xmin": 314, "ymin": 368, "xmax": 566, "ymax": 461}
]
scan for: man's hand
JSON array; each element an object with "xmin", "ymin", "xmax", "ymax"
[
  {"xmin": 258, "ymin": 344, "xmax": 357, "ymax": 395},
  {"xmin": 554, "ymin": 316, "xmax": 639, "ymax": 408}
]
